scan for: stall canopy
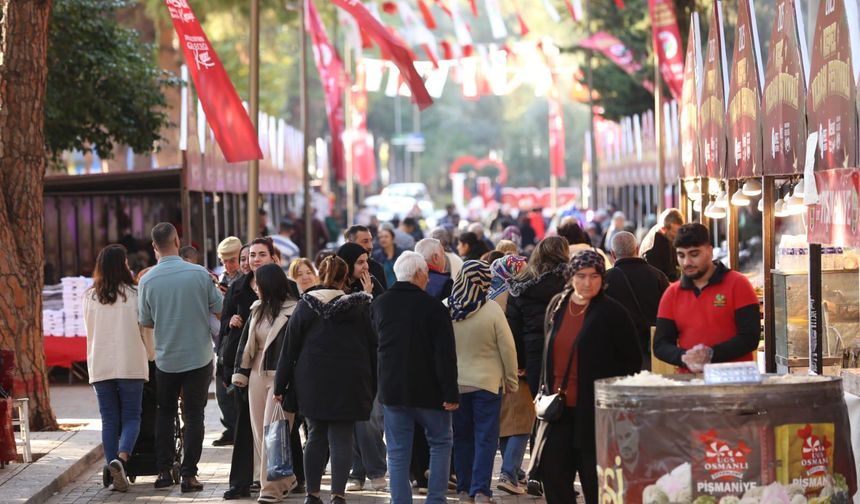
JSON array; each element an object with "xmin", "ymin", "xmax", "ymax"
[
  {"xmin": 762, "ymin": 0, "xmax": 808, "ymax": 176},
  {"xmin": 726, "ymin": 0, "xmax": 764, "ymax": 179},
  {"xmin": 700, "ymin": 0, "xmax": 730, "ymax": 180},
  {"xmin": 680, "ymin": 13, "xmax": 704, "ymax": 180},
  {"xmin": 807, "ymin": 0, "xmax": 859, "ymax": 171}
]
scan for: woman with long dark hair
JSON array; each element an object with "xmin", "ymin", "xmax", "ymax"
[
  {"xmin": 232, "ymin": 264, "xmax": 300, "ymax": 502},
  {"xmin": 219, "ymin": 238, "xmax": 302, "ymax": 500},
  {"xmin": 84, "ymin": 244, "xmax": 154, "ymax": 492},
  {"xmin": 457, "ymin": 232, "xmax": 490, "ymax": 261},
  {"xmin": 274, "ymin": 255, "xmax": 377, "ymax": 504},
  {"xmin": 530, "ymin": 250, "xmax": 641, "ymax": 503}
]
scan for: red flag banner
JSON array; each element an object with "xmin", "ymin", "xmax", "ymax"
[
  {"xmin": 333, "ymin": 0, "xmax": 434, "ymax": 110},
  {"xmin": 648, "ymin": 0, "xmax": 684, "ymax": 101},
  {"xmin": 549, "ymin": 92, "xmax": 566, "ymax": 178},
  {"xmin": 579, "ymin": 32, "xmax": 655, "ymax": 93},
  {"xmin": 164, "ymin": 0, "xmax": 262, "ymax": 163},
  {"xmin": 352, "ymin": 61, "xmax": 377, "ymax": 186},
  {"xmin": 680, "ymin": 13, "xmax": 704, "ymax": 179},
  {"xmin": 307, "ymin": 0, "xmax": 346, "ymax": 181},
  {"xmin": 564, "ymin": 0, "xmax": 583, "ymax": 22},
  {"xmin": 417, "ymin": 0, "xmax": 437, "ymax": 29},
  {"xmin": 700, "ymin": 0, "xmax": 730, "ymax": 179}
]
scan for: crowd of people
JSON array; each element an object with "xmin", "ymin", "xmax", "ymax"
[{"xmin": 81, "ymin": 204, "xmax": 760, "ymax": 504}]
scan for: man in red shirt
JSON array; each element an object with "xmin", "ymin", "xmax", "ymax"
[{"xmin": 653, "ymin": 223, "xmax": 760, "ymax": 372}]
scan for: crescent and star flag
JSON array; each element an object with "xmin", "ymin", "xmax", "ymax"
[
  {"xmin": 307, "ymin": 0, "xmax": 346, "ymax": 181},
  {"xmin": 164, "ymin": 0, "xmax": 262, "ymax": 163},
  {"xmin": 333, "ymin": 0, "xmax": 434, "ymax": 110}
]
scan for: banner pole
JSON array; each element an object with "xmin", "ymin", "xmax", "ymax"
[{"xmin": 247, "ymin": 0, "xmax": 261, "ymax": 241}]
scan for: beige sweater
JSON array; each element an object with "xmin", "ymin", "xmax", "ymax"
[
  {"xmin": 451, "ymin": 300, "xmax": 519, "ymax": 394},
  {"xmin": 83, "ymin": 287, "xmax": 154, "ymax": 384}
]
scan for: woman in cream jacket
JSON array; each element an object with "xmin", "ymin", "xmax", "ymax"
[{"xmin": 232, "ymin": 264, "xmax": 299, "ymax": 503}]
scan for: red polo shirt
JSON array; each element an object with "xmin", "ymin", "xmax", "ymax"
[{"xmin": 656, "ymin": 262, "xmax": 759, "ymax": 369}]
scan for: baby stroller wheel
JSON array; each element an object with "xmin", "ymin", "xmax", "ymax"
[
  {"xmin": 172, "ymin": 463, "xmax": 181, "ymax": 484},
  {"xmin": 102, "ymin": 465, "xmax": 111, "ymax": 488}
]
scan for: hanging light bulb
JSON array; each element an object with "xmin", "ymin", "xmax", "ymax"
[
  {"xmin": 742, "ymin": 178, "xmax": 762, "ymax": 196},
  {"xmin": 793, "ymin": 177, "xmax": 805, "ymax": 198},
  {"xmin": 705, "ymin": 200, "xmax": 727, "ymax": 219},
  {"xmin": 730, "ymin": 188, "xmax": 750, "ymax": 206},
  {"xmin": 684, "ymin": 179, "xmax": 698, "ymax": 194},
  {"xmin": 688, "ymin": 181, "xmax": 702, "ymax": 201},
  {"xmin": 757, "ymin": 197, "xmax": 764, "ymax": 212},
  {"xmin": 693, "ymin": 198, "xmax": 703, "ymax": 213},
  {"xmin": 774, "ymin": 199, "xmax": 790, "ymax": 218},
  {"xmin": 714, "ymin": 191, "xmax": 729, "ymax": 209},
  {"xmin": 708, "ymin": 178, "xmax": 722, "ymax": 194}
]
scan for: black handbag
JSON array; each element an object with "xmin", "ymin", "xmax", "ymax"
[{"xmin": 535, "ymin": 316, "xmax": 580, "ymax": 422}]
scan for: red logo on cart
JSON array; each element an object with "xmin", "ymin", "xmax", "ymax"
[
  {"xmin": 699, "ymin": 430, "xmax": 751, "ymax": 480},
  {"xmin": 798, "ymin": 424, "xmax": 831, "ymax": 476}
]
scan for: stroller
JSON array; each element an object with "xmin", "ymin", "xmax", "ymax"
[{"xmin": 102, "ymin": 362, "xmax": 184, "ymax": 487}]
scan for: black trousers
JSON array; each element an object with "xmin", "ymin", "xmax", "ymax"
[
  {"xmin": 539, "ymin": 408, "xmax": 597, "ymax": 504},
  {"xmin": 228, "ymin": 390, "xmax": 254, "ymax": 489},
  {"xmin": 155, "ymin": 363, "xmax": 211, "ymax": 477},
  {"xmin": 292, "ymin": 414, "xmax": 306, "ymax": 484}
]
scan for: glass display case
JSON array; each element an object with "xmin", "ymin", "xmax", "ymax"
[{"xmin": 773, "ymin": 270, "xmax": 860, "ymax": 374}]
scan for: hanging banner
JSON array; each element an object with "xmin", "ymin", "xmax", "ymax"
[
  {"xmin": 333, "ymin": 0, "xmax": 433, "ymax": 110},
  {"xmin": 164, "ymin": 0, "xmax": 262, "ymax": 163},
  {"xmin": 564, "ymin": 0, "xmax": 583, "ymax": 22},
  {"xmin": 549, "ymin": 91, "xmax": 566, "ymax": 178},
  {"xmin": 647, "ymin": 0, "xmax": 684, "ymax": 101},
  {"xmin": 763, "ymin": 0, "xmax": 808, "ymax": 175},
  {"xmin": 307, "ymin": 0, "xmax": 346, "ymax": 182},
  {"xmin": 351, "ymin": 61, "xmax": 376, "ymax": 186},
  {"xmin": 700, "ymin": 0, "xmax": 730, "ymax": 179},
  {"xmin": 680, "ymin": 13, "xmax": 704, "ymax": 179},
  {"xmin": 807, "ymin": 0, "xmax": 859, "ymax": 170},
  {"xmin": 726, "ymin": 0, "xmax": 765, "ymax": 179},
  {"xmin": 579, "ymin": 32, "xmax": 655, "ymax": 93},
  {"xmin": 807, "ymin": 168, "xmax": 860, "ymax": 247}
]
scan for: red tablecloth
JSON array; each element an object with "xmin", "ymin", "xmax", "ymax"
[{"xmin": 43, "ymin": 336, "xmax": 87, "ymax": 368}]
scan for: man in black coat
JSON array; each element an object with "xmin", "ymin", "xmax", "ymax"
[
  {"xmin": 604, "ymin": 232, "xmax": 670, "ymax": 369},
  {"xmin": 641, "ymin": 209, "xmax": 683, "ymax": 282},
  {"xmin": 371, "ymin": 251, "xmax": 459, "ymax": 504},
  {"xmin": 345, "ymin": 225, "xmax": 388, "ymax": 289}
]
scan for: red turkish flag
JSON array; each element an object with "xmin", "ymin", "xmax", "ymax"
[
  {"xmin": 333, "ymin": 0, "xmax": 433, "ymax": 110},
  {"xmin": 579, "ymin": 32, "xmax": 655, "ymax": 93},
  {"xmin": 351, "ymin": 61, "xmax": 376, "ymax": 186},
  {"xmin": 549, "ymin": 92, "xmax": 566, "ymax": 178},
  {"xmin": 164, "ymin": 0, "xmax": 261, "ymax": 163},
  {"xmin": 648, "ymin": 0, "xmax": 685, "ymax": 100},
  {"xmin": 307, "ymin": 0, "xmax": 346, "ymax": 181}
]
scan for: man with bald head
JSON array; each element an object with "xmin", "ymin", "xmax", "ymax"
[{"xmin": 604, "ymin": 231, "xmax": 670, "ymax": 369}]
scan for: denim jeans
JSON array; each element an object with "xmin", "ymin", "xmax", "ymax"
[
  {"xmin": 155, "ymin": 363, "xmax": 211, "ymax": 477},
  {"xmin": 384, "ymin": 406, "xmax": 453, "ymax": 504},
  {"xmin": 453, "ymin": 390, "xmax": 502, "ymax": 497},
  {"xmin": 93, "ymin": 379, "xmax": 145, "ymax": 464},
  {"xmin": 350, "ymin": 396, "xmax": 387, "ymax": 481},
  {"xmin": 499, "ymin": 435, "xmax": 528, "ymax": 480}
]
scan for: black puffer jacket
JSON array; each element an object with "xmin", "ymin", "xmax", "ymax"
[
  {"xmin": 505, "ymin": 266, "xmax": 568, "ymax": 369},
  {"xmin": 274, "ymin": 287, "xmax": 377, "ymax": 421}
]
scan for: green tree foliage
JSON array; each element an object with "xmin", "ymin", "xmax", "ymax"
[{"xmin": 44, "ymin": 0, "xmax": 176, "ymax": 160}]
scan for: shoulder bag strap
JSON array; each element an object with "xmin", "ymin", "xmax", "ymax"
[
  {"xmin": 548, "ymin": 298, "xmax": 584, "ymax": 396},
  {"xmin": 614, "ymin": 266, "xmax": 646, "ymax": 322}
]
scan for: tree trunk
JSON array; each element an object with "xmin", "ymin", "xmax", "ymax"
[{"xmin": 0, "ymin": 0, "xmax": 57, "ymax": 431}]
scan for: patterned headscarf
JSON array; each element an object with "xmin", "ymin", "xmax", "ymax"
[
  {"xmin": 502, "ymin": 226, "xmax": 522, "ymax": 248},
  {"xmin": 449, "ymin": 260, "xmax": 493, "ymax": 321},
  {"xmin": 570, "ymin": 249, "xmax": 606, "ymax": 277},
  {"xmin": 489, "ymin": 255, "xmax": 528, "ymax": 300}
]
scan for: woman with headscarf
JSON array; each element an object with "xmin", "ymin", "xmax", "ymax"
[
  {"xmin": 488, "ymin": 255, "xmax": 528, "ymax": 313},
  {"xmin": 448, "ymin": 261, "xmax": 519, "ymax": 504},
  {"xmin": 338, "ymin": 243, "xmax": 385, "ymax": 298},
  {"xmin": 530, "ymin": 250, "xmax": 641, "ymax": 504}
]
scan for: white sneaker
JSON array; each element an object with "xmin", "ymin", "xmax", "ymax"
[
  {"xmin": 107, "ymin": 459, "xmax": 128, "ymax": 492},
  {"xmin": 369, "ymin": 477, "xmax": 388, "ymax": 491},
  {"xmin": 346, "ymin": 480, "xmax": 364, "ymax": 492}
]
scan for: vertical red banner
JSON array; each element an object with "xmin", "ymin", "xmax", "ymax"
[
  {"xmin": 352, "ymin": 61, "xmax": 376, "ymax": 186},
  {"xmin": 648, "ymin": 0, "xmax": 685, "ymax": 101},
  {"xmin": 164, "ymin": 0, "xmax": 262, "ymax": 163},
  {"xmin": 549, "ymin": 92, "xmax": 566, "ymax": 178},
  {"xmin": 307, "ymin": 0, "xmax": 346, "ymax": 182}
]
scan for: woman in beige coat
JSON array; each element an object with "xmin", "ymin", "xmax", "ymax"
[{"xmin": 232, "ymin": 264, "xmax": 299, "ymax": 503}]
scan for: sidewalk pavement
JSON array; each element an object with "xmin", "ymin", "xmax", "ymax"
[{"xmin": 4, "ymin": 383, "xmax": 550, "ymax": 504}]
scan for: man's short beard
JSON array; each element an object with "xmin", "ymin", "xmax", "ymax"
[{"xmin": 684, "ymin": 268, "xmax": 707, "ymax": 280}]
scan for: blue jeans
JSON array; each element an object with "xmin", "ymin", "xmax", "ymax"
[
  {"xmin": 499, "ymin": 435, "xmax": 528, "ymax": 480},
  {"xmin": 93, "ymin": 379, "xmax": 145, "ymax": 464},
  {"xmin": 350, "ymin": 397, "xmax": 388, "ymax": 481},
  {"xmin": 384, "ymin": 406, "xmax": 453, "ymax": 504},
  {"xmin": 453, "ymin": 390, "xmax": 502, "ymax": 497}
]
